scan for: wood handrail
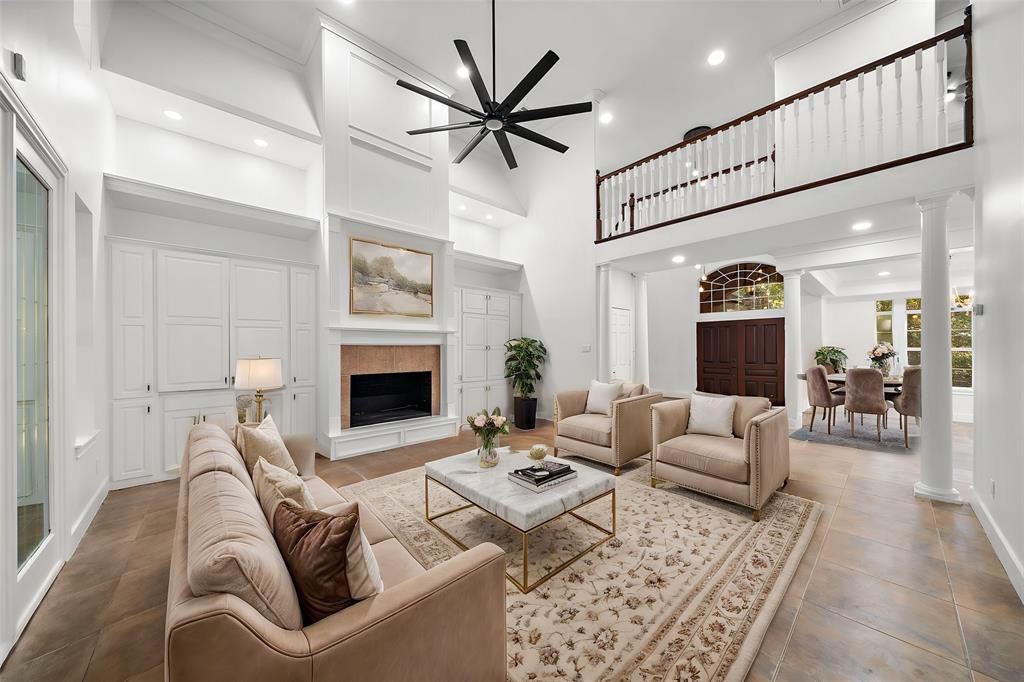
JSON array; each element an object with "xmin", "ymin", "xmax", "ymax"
[{"xmin": 598, "ymin": 18, "xmax": 971, "ymax": 182}]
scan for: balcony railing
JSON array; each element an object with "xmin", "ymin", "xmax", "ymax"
[{"xmin": 595, "ymin": 9, "xmax": 973, "ymax": 243}]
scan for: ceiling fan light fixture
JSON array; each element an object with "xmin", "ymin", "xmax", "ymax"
[{"xmin": 456, "ymin": 65, "xmax": 470, "ymax": 79}]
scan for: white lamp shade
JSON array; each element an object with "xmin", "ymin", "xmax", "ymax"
[{"xmin": 234, "ymin": 357, "xmax": 283, "ymax": 390}]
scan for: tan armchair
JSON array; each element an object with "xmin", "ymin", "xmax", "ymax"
[
  {"xmin": 650, "ymin": 397, "xmax": 790, "ymax": 521},
  {"xmin": 553, "ymin": 384, "xmax": 663, "ymax": 475}
]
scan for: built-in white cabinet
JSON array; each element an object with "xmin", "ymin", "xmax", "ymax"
[
  {"xmin": 290, "ymin": 387, "xmax": 316, "ymax": 435},
  {"xmin": 162, "ymin": 392, "xmax": 236, "ymax": 475},
  {"xmin": 156, "ymin": 250, "xmax": 231, "ymax": 392},
  {"xmin": 455, "ymin": 287, "xmax": 521, "ymax": 423},
  {"xmin": 290, "ymin": 267, "xmax": 317, "ymax": 386},
  {"xmin": 111, "ymin": 398, "xmax": 159, "ymax": 482},
  {"xmin": 111, "ymin": 244, "xmax": 155, "ymax": 399},
  {"xmin": 230, "ymin": 259, "xmax": 289, "ymax": 386}
]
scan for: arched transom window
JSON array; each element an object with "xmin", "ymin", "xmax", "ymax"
[{"xmin": 699, "ymin": 262, "xmax": 784, "ymax": 313}]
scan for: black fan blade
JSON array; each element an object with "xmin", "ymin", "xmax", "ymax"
[
  {"xmin": 407, "ymin": 121, "xmax": 483, "ymax": 135},
  {"xmin": 495, "ymin": 50, "xmax": 559, "ymax": 116},
  {"xmin": 505, "ymin": 123, "xmax": 569, "ymax": 154},
  {"xmin": 454, "ymin": 40, "xmax": 492, "ymax": 111},
  {"xmin": 493, "ymin": 130, "xmax": 518, "ymax": 169},
  {"xmin": 453, "ymin": 128, "xmax": 490, "ymax": 163},
  {"xmin": 396, "ymin": 79, "xmax": 484, "ymax": 119},
  {"xmin": 507, "ymin": 101, "xmax": 592, "ymax": 123}
]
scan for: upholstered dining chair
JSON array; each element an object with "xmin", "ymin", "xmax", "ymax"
[
  {"xmin": 806, "ymin": 365, "xmax": 844, "ymax": 434},
  {"xmin": 892, "ymin": 366, "xmax": 921, "ymax": 448},
  {"xmin": 843, "ymin": 367, "xmax": 892, "ymax": 441}
]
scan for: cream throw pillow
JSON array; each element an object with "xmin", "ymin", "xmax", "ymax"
[
  {"xmin": 686, "ymin": 393, "xmax": 737, "ymax": 438},
  {"xmin": 585, "ymin": 380, "xmax": 623, "ymax": 415},
  {"xmin": 239, "ymin": 415, "xmax": 298, "ymax": 476},
  {"xmin": 253, "ymin": 457, "xmax": 317, "ymax": 524}
]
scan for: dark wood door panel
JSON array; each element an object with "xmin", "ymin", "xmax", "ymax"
[{"xmin": 697, "ymin": 318, "xmax": 785, "ymax": 405}]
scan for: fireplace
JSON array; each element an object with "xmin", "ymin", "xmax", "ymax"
[
  {"xmin": 350, "ymin": 371, "xmax": 431, "ymax": 427},
  {"xmin": 340, "ymin": 345, "xmax": 441, "ymax": 429}
]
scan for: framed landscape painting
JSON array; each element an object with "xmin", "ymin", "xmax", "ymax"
[{"xmin": 350, "ymin": 237, "xmax": 434, "ymax": 318}]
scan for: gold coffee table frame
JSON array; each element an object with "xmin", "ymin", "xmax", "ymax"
[{"xmin": 424, "ymin": 475, "xmax": 616, "ymax": 593}]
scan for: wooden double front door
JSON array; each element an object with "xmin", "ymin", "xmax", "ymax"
[{"xmin": 696, "ymin": 318, "xmax": 785, "ymax": 405}]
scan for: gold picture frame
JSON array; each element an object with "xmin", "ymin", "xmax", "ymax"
[{"xmin": 349, "ymin": 237, "xmax": 434, "ymax": 318}]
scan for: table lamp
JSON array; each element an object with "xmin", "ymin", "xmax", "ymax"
[{"xmin": 234, "ymin": 357, "xmax": 283, "ymax": 422}]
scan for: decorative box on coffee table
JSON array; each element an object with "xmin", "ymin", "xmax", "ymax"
[{"xmin": 424, "ymin": 449, "xmax": 616, "ymax": 592}]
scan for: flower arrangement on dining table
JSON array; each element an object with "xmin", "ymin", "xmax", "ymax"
[
  {"xmin": 867, "ymin": 342, "xmax": 898, "ymax": 375},
  {"xmin": 467, "ymin": 407, "xmax": 510, "ymax": 468}
]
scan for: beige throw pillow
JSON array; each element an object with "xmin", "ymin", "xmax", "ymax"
[
  {"xmin": 686, "ymin": 393, "xmax": 737, "ymax": 438},
  {"xmin": 253, "ymin": 457, "xmax": 317, "ymax": 524},
  {"xmin": 239, "ymin": 415, "xmax": 298, "ymax": 476},
  {"xmin": 585, "ymin": 380, "xmax": 623, "ymax": 415}
]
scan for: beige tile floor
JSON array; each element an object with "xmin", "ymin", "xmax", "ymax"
[{"xmin": 2, "ymin": 418, "xmax": 1021, "ymax": 682}]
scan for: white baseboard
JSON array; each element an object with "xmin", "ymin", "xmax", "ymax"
[
  {"xmin": 970, "ymin": 488, "xmax": 1024, "ymax": 602},
  {"xmin": 68, "ymin": 478, "xmax": 109, "ymax": 555}
]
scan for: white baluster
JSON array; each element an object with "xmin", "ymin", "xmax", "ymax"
[
  {"xmin": 915, "ymin": 48, "xmax": 925, "ymax": 153},
  {"xmin": 752, "ymin": 114, "xmax": 761, "ymax": 196},
  {"xmin": 739, "ymin": 120, "xmax": 748, "ymax": 199},
  {"xmin": 793, "ymin": 100, "xmax": 801, "ymax": 185},
  {"xmin": 807, "ymin": 91, "xmax": 816, "ymax": 181},
  {"xmin": 935, "ymin": 40, "xmax": 948, "ymax": 148},
  {"xmin": 875, "ymin": 64, "xmax": 884, "ymax": 164},
  {"xmin": 599, "ymin": 177, "xmax": 607, "ymax": 238},
  {"xmin": 840, "ymin": 80, "xmax": 848, "ymax": 172},
  {"xmin": 617, "ymin": 173, "xmax": 624, "ymax": 234},
  {"xmin": 716, "ymin": 130, "xmax": 723, "ymax": 206},
  {"xmin": 823, "ymin": 86, "xmax": 831, "ymax": 177},
  {"xmin": 675, "ymin": 148, "xmax": 683, "ymax": 219},
  {"xmin": 659, "ymin": 155, "xmax": 666, "ymax": 223},
  {"xmin": 777, "ymin": 107, "xmax": 785, "ymax": 189},
  {"xmin": 857, "ymin": 72, "xmax": 866, "ymax": 168},
  {"xmin": 728, "ymin": 126, "xmax": 736, "ymax": 204},
  {"xmin": 766, "ymin": 110, "xmax": 775, "ymax": 193},
  {"xmin": 895, "ymin": 57, "xmax": 904, "ymax": 158}
]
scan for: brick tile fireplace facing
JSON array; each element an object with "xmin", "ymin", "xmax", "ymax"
[{"xmin": 340, "ymin": 345, "xmax": 441, "ymax": 429}]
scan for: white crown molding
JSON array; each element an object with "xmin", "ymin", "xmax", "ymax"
[
  {"xmin": 453, "ymin": 250, "xmax": 523, "ymax": 274},
  {"xmin": 0, "ymin": 72, "xmax": 68, "ymax": 176},
  {"xmin": 317, "ymin": 11, "xmax": 455, "ymax": 97}
]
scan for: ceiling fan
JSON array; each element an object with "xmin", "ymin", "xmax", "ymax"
[{"xmin": 395, "ymin": 0, "xmax": 592, "ymax": 169}]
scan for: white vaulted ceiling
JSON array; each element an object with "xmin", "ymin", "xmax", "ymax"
[{"xmin": 164, "ymin": 0, "xmax": 849, "ymax": 171}]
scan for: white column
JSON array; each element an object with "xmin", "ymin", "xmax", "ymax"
[
  {"xmin": 596, "ymin": 264, "xmax": 611, "ymax": 381},
  {"xmin": 915, "ymin": 193, "xmax": 961, "ymax": 503},
  {"xmin": 634, "ymin": 273, "xmax": 650, "ymax": 386},
  {"xmin": 783, "ymin": 270, "xmax": 804, "ymax": 429}
]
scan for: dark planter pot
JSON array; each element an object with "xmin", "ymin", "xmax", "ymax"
[{"xmin": 514, "ymin": 397, "xmax": 538, "ymax": 430}]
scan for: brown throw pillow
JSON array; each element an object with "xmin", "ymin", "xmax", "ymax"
[{"xmin": 272, "ymin": 503, "xmax": 384, "ymax": 624}]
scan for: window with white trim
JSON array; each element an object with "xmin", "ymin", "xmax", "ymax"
[{"xmin": 905, "ymin": 296, "xmax": 973, "ymax": 388}]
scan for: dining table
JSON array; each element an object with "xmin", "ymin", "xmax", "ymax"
[{"xmin": 796, "ymin": 371, "xmax": 904, "ymax": 396}]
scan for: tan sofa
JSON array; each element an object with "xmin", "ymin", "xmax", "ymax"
[
  {"xmin": 553, "ymin": 384, "xmax": 663, "ymax": 475},
  {"xmin": 650, "ymin": 397, "xmax": 790, "ymax": 521},
  {"xmin": 166, "ymin": 424, "xmax": 507, "ymax": 682}
]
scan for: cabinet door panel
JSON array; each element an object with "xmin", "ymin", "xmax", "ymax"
[
  {"xmin": 112, "ymin": 400, "xmax": 155, "ymax": 481},
  {"xmin": 488, "ymin": 381, "xmax": 511, "ymax": 418},
  {"xmin": 163, "ymin": 409, "xmax": 198, "ymax": 475},
  {"xmin": 291, "ymin": 268, "xmax": 316, "ymax": 326},
  {"xmin": 485, "ymin": 317, "xmax": 510, "ymax": 380},
  {"xmin": 232, "ymin": 326, "xmax": 288, "ymax": 385},
  {"xmin": 461, "ymin": 384, "xmax": 487, "ymax": 419},
  {"xmin": 200, "ymin": 405, "xmax": 237, "ymax": 432},
  {"xmin": 291, "ymin": 327, "xmax": 316, "ymax": 385},
  {"xmin": 462, "ymin": 348, "xmax": 486, "ymax": 383},
  {"xmin": 232, "ymin": 261, "xmax": 287, "ymax": 324},
  {"xmin": 487, "ymin": 293, "xmax": 510, "ymax": 316},
  {"xmin": 157, "ymin": 251, "xmax": 229, "ymax": 391},
  {"xmin": 111, "ymin": 245, "xmax": 154, "ymax": 399},
  {"xmin": 291, "ymin": 389, "xmax": 316, "ymax": 435},
  {"xmin": 462, "ymin": 314, "xmax": 486, "ymax": 347},
  {"xmin": 462, "ymin": 290, "xmax": 487, "ymax": 314}
]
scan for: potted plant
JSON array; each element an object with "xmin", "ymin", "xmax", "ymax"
[
  {"xmin": 503, "ymin": 337, "xmax": 548, "ymax": 430},
  {"xmin": 466, "ymin": 408, "xmax": 509, "ymax": 468},
  {"xmin": 814, "ymin": 345, "xmax": 848, "ymax": 373}
]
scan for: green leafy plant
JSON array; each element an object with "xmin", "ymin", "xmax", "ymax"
[
  {"xmin": 503, "ymin": 337, "xmax": 548, "ymax": 399},
  {"xmin": 814, "ymin": 345, "xmax": 848, "ymax": 372}
]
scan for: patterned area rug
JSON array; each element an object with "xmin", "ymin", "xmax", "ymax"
[
  {"xmin": 790, "ymin": 416, "xmax": 919, "ymax": 452},
  {"xmin": 340, "ymin": 461, "xmax": 820, "ymax": 682}
]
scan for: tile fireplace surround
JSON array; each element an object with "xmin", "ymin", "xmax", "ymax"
[{"xmin": 340, "ymin": 345, "xmax": 442, "ymax": 428}]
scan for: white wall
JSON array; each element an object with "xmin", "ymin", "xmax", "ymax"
[
  {"xmin": 969, "ymin": 0, "xmax": 1024, "ymax": 600},
  {"xmin": 450, "ymin": 216, "xmax": 500, "ymax": 259},
  {"xmin": 774, "ymin": 0, "xmax": 936, "ymax": 99},
  {"xmin": 646, "ymin": 268, "xmax": 699, "ymax": 396},
  {"xmin": 449, "ymin": 147, "xmax": 524, "ymax": 216},
  {"xmin": 111, "ymin": 117, "xmax": 312, "ymax": 216},
  {"xmin": 499, "ymin": 120, "xmax": 596, "ymax": 419}
]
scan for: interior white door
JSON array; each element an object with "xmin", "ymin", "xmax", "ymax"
[
  {"xmin": 111, "ymin": 399, "xmax": 156, "ymax": 482},
  {"xmin": 290, "ymin": 388, "xmax": 316, "ymax": 435},
  {"xmin": 461, "ymin": 313, "xmax": 486, "ymax": 382},
  {"xmin": 609, "ymin": 306, "xmax": 634, "ymax": 381},
  {"xmin": 111, "ymin": 244, "xmax": 154, "ymax": 399},
  {"xmin": 485, "ymin": 316, "xmax": 510, "ymax": 380},
  {"xmin": 156, "ymin": 251, "xmax": 230, "ymax": 391}
]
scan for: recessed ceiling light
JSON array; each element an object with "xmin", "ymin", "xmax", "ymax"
[
  {"xmin": 339, "ymin": 0, "xmax": 354, "ymax": 4},
  {"xmin": 599, "ymin": 111, "xmax": 613, "ymax": 125},
  {"xmin": 878, "ymin": 271, "xmax": 891, "ymax": 277},
  {"xmin": 672, "ymin": 255, "xmax": 686, "ymax": 264},
  {"xmin": 692, "ymin": 169, "xmax": 699, "ymax": 177},
  {"xmin": 457, "ymin": 204, "xmax": 467, "ymax": 211},
  {"xmin": 163, "ymin": 110, "xmax": 182, "ymax": 121},
  {"xmin": 694, "ymin": 264, "xmax": 701, "ymax": 269},
  {"xmin": 851, "ymin": 221, "xmax": 872, "ymax": 231},
  {"xmin": 485, "ymin": 214, "xmax": 493, "ymax": 220},
  {"xmin": 253, "ymin": 138, "xmax": 268, "ymax": 148},
  {"xmin": 456, "ymin": 65, "xmax": 470, "ymax": 79},
  {"xmin": 707, "ymin": 49, "xmax": 726, "ymax": 66}
]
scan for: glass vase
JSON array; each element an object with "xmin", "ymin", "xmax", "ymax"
[{"xmin": 478, "ymin": 435, "xmax": 500, "ymax": 468}]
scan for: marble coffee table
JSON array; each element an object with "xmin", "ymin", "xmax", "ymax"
[{"xmin": 424, "ymin": 449, "xmax": 616, "ymax": 592}]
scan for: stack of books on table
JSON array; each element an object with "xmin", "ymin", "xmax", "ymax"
[{"xmin": 508, "ymin": 461, "xmax": 577, "ymax": 492}]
